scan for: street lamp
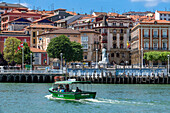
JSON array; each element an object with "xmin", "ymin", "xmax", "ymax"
[
  {"xmin": 168, "ymin": 55, "xmax": 169, "ymax": 76},
  {"xmin": 95, "ymin": 49, "xmax": 98, "ymax": 68},
  {"xmin": 60, "ymin": 53, "xmax": 63, "ymax": 73},
  {"xmin": 141, "ymin": 48, "xmax": 143, "ymax": 68},
  {"xmin": 30, "ymin": 53, "xmax": 32, "ymax": 73}
]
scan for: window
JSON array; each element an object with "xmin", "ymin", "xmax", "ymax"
[
  {"xmin": 81, "ymin": 27, "xmax": 83, "ymax": 30},
  {"xmin": 120, "ymin": 36, "xmax": 123, "ymax": 40},
  {"xmin": 116, "ymin": 53, "xmax": 119, "ymax": 57},
  {"xmin": 74, "ymin": 35, "xmax": 77, "ymax": 37},
  {"xmin": 24, "ymin": 39, "xmax": 27, "ymax": 42},
  {"xmin": 59, "ymin": 16, "xmax": 61, "ymax": 18},
  {"xmin": 67, "ymin": 35, "xmax": 70, "ymax": 37},
  {"xmin": 113, "ymin": 23, "xmax": 116, "ymax": 26},
  {"xmin": 113, "ymin": 29, "xmax": 116, "ymax": 34},
  {"xmin": 163, "ymin": 42, "xmax": 167, "ymax": 50},
  {"xmin": 120, "ymin": 23, "xmax": 123, "ymax": 26},
  {"xmin": 160, "ymin": 18, "xmax": 162, "ymax": 20},
  {"xmin": 84, "ymin": 55, "xmax": 87, "ymax": 59},
  {"xmin": 153, "ymin": 42, "xmax": 158, "ymax": 49},
  {"xmin": 33, "ymin": 32, "xmax": 36, "ymax": 37},
  {"xmin": 113, "ymin": 36, "xmax": 116, "ymax": 40},
  {"xmin": 111, "ymin": 53, "xmax": 114, "ymax": 57},
  {"xmin": 164, "ymin": 14, "xmax": 166, "ymax": 16},
  {"xmin": 4, "ymin": 38, "xmax": 6, "ymax": 47},
  {"xmin": 160, "ymin": 14, "xmax": 162, "ymax": 16},
  {"xmin": 85, "ymin": 26, "xmax": 88, "ymax": 29},
  {"xmin": 144, "ymin": 29, "xmax": 149, "ymax": 37},
  {"xmin": 153, "ymin": 30, "xmax": 158, "ymax": 37},
  {"xmin": 113, "ymin": 44, "xmax": 116, "ymax": 48},
  {"xmin": 164, "ymin": 18, "xmax": 166, "ymax": 20},
  {"xmin": 82, "ymin": 44, "xmax": 88, "ymax": 49},
  {"xmin": 33, "ymin": 39, "xmax": 35, "ymax": 44},
  {"xmin": 163, "ymin": 30, "xmax": 167, "ymax": 38},
  {"xmin": 120, "ymin": 29, "xmax": 123, "ymax": 33},
  {"xmin": 169, "ymin": 14, "xmax": 170, "ymax": 17},
  {"xmin": 120, "ymin": 44, "xmax": 123, "ymax": 48},
  {"xmin": 144, "ymin": 42, "xmax": 149, "ymax": 49}
]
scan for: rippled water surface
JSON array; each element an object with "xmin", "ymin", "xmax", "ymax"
[{"xmin": 0, "ymin": 83, "xmax": 170, "ymax": 113}]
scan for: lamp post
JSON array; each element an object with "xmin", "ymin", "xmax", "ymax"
[
  {"xmin": 60, "ymin": 53, "xmax": 63, "ymax": 73},
  {"xmin": 30, "ymin": 53, "xmax": 32, "ymax": 73},
  {"xmin": 168, "ymin": 55, "xmax": 169, "ymax": 76},
  {"xmin": 95, "ymin": 49, "xmax": 98, "ymax": 68},
  {"xmin": 141, "ymin": 48, "xmax": 143, "ymax": 69}
]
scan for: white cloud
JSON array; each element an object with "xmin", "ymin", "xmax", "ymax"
[
  {"xmin": 131, "ymin": 0, "xmax": 170, "ymax": 7},
  {"xmin": 20, "ymin": 3, "xmax": 29, "ymax": 7}
]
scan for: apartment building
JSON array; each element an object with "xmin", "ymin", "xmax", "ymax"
[
  {"xmin": 93, "ymin": 15, "xmax": 134, "ymax": 65},
  {"xmin": 155, "ymin": 10, "xmax": 170, "ymax": 21},
  {"xmin": 79, "ymin": 29, "xmax": 100, "ymax": 62},
  {"xmin": 1, "ymin": 8, "xmax": 41, "ymax": 31},
  {"xmin": 37, "ymin": 28, "xmax": 81, "ymax": 51},
  {"xmin": 131, "ymin": 20, "xmax": 170, "ymax": 66}
]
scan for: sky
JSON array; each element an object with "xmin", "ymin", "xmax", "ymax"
[{"xmin": 3, "ymin": 0, "xmax": 170, "ymax": 14}]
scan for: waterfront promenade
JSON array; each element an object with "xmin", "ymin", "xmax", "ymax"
[{"xmin": 0, "ymin": 67, "xmax": 169, "ymax": 84}]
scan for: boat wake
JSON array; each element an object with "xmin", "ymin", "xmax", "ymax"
[{"xmin": 45, "ymin": 95, "xmax": 154, "ymax": 106}]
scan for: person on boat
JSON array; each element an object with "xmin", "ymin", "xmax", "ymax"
[
  {"xmin": 57, "ymin": 86, "xmax": 60, "ymax": 92},
  {"xmin": 76, "ymin": 87, "xmax": 82, "ymax": 92},
  {"xmin": 65, "ymin": 84, "xmax": 70, "ymax": 92}
]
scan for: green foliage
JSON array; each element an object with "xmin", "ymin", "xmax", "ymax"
[
  {"xmin": 47, "ymin": 35, "xmax": 83, "ymax": 62},
  {"xmin": 16, "ymin": 42, "xmax": 34, "ymax": 64},
  {"xmin": 71, "ymin": 41, "xmax": 83, "ymax": 61},
  {"xmin": 3, "ymin": 37, "xmax": 33, "ymax": 65},
  {"xmin": 144, "ymin": 51, "xmax": 170, "ymax": 62},
  {"xmin": 3, "ymin": 37, "xmax": 21, "ymax": 64}
]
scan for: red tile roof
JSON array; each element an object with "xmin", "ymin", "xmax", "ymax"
[{"xmin": 157, "ymin": 11, "xmax": 170, "ymax": 14}]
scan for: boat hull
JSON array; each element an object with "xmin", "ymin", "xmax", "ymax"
[{"xmin": 49, "ymin": 89, "xmax": 96, "ymax": 100}]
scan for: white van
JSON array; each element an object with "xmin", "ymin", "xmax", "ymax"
[{"xmin": 0, "ymin": 66, "xmax": 4, "ymax": 73}]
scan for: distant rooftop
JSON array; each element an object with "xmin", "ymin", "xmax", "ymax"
[{"xmin": 0, "ymin": 2, "xmax": 27, "ymax": 8}]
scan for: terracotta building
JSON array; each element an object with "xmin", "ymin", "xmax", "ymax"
[
  {"xmin": 1, "ymin": 8, "xmax": 41, "ymax": 31},
  {"xmin": 131, "ymin": 20, "xmax": 170, "ymax": 66},
  {"xmin": 0, "ymin": 31, "xmax": 30, "ymax": 53}
]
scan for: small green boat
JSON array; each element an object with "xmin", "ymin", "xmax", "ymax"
[{"xmin": 49, "ymin": 80, "xmax": 96, "ymax": 100}]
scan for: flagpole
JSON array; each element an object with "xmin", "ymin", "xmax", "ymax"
[{"xmin": 22, "ymin": 45, "xmax": 24, "ymax": 71}]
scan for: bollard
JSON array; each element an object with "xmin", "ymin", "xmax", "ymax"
[
  {"xmin": 101, "ymin": 71, "xmax": 103, "ymax": 83},
  {"xmin": 162, "ymin": 73, "xmax": 165, "ymax": 84},
  {"xmin": 106, "ymin": 72, "xmax": 108, "ymax": 84},
  {"xmin": 110, "ymin": 72, "xmax": 112, "ymax": 84},
  {"xmin": 131, "ymin": 73, "xmax": 133, "ymax": 84},
  {"xmin": 127, "ymin": 73, "xmax": 129, "ymax": 84}
]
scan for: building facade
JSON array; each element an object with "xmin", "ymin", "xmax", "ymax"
[
  {"xmin": 79, "ymin": 29, "xmax": 100, "ymax": 62},
  {"xmin": 0, "ymin": 31, "xmax": 30, "ymax": 53},
  {"xmin": 30, "ymin": 48, "xmax": 49, "ymax": 68},
  {"xmin": 93, "ymin": 16, "xmax": 134, "ymax": 65},
  {"xmin": 1, "ymin": 9, "xmax": 41, "ymax": 31},
  {"xmin": 155, "ymin": 10, "xmax": 170, "ymax": 21},
  {"xmin": 131, "ymin": 20, "xmax": 170, "ymax": 66},
  {"xmin": 37, "ymin": 28, "xmax": 81, "ymax": 50}
]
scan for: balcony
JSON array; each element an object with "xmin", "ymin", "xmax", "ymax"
[
  {"xmin": 153, "ymin": 35, "xmax": 158, "ymax": 38},
  {"xmin": 101, "ymin": 39, "xmax": 107, "ymax": 43},
  {"xmin": 162, "ymin": 35, "xmax": 167, "ymax": 38},
  {"xmin": 143, "ymin": 35, "xmax": 149, "ymax": 38},
  {"xmin": 101, "ymin": 33, "xmax": 107, "ymax": 36},
  {"xmin": 94, "ymin": 41, "xmax": 99, "ymax": 44}
]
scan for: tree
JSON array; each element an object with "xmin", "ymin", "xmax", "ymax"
[
  {"xmin": 15, "ymin": 42, "xmax": 34, "ymax": 64},
  {"xmin": 3, "ymin": 37, "xmax": 21, "ymax": 65},
  {"xmin": 3, "ymin": 37, "xmax": 33, "ymax": 66},
  {"xmin": 144, "ymin": 51, "xmax": 170, "ymax": 65},
  {"xmin": 0, "ymin": 53, "xmax": 7, "ymax": 66},
  {"xmin": 71, "ymin": 41, "xmax": 83, "ymax": 61},
  {"xmin": 47, "ymin": 35, "xmax": 73, "ymax": 62}
]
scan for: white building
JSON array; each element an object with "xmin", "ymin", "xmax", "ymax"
[{"xmin": 155, "ymin": 10, "xmax": 170, "ymax": 21}]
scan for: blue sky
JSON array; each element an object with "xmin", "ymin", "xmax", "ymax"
[{"xmin": 4, "ymin": 0, "xmax": 170, "ymax": 14}]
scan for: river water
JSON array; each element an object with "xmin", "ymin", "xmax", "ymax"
[{"xmin": 0, "ymin": 83, "xmax": 170, "ymax": 113}]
